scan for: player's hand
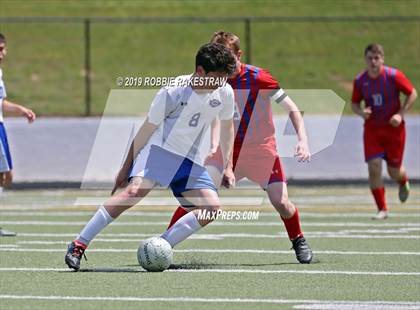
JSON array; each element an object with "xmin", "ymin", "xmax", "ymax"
[
  {"xmin": 222, "ymin": 168, "xmax": 236, "ymax": 188},
  {"xmin": 389, "ymin": 113, "xmax": 403, "ymax": 127},
  {"xmin": 111, "ymin": 167, "xmax": 129, "ymax": 195},
  {"xmin": 363, "ymin": 107, "xmax": 372, "ymax": 120},
  {"xmin": 22, "ymin": 108, "xmax": 36, "ymax": 123},
  {"xmin": 207, "ymin": 145, "xmax": 218, "ymax": 158},
  {"xmin": 294, "ymin": 140, "xmax": 311, "ymax": 162}
]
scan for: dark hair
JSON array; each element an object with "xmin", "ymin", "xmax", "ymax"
[
  {"xmin": 211, "ymin": 30, "xmax": 241, "ymax": 54},
  {"xmin": 195, "ymin": 43, "xmax": 236, "ymax": 75},
  {"xmin": 0, "ymin": 33, "xmax": 5, "ymax": 43},
  {"xmin": 365, "ymin": 43, "xmax": 384, "ymax": 56}
]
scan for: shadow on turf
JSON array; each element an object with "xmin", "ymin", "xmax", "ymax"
[
  {"xmin": 61, "ymin": 259, "xmax": 320, "ymax": 273},
  {"xmin": 166, "ymin": 260, "xmax": 320, "ymax": 269},
  {"xmin": 61, "ymin": 268, "xmax": 145, "ymax": 273}
]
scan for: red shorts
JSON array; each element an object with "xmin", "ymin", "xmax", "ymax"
[
  {"xmin": 206, "ymin": 145, "xmax": 286, "ymax": 189},
  {"xmin": 364, "ymin": 122, "xmax": 406, "ymax": 167}
]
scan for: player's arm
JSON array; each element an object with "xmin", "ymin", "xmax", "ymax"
[
  {"xmin": 259, "ymin": 71, "xmax": 310, "ymax": 162},
  {"xmin": 390, "ymin": 71, "xmax": 417, "ymax": 127},
  {"xmin": 351, "ymin": 102, "xmax": 372, "ymax": 120},
  {"xmin": 208, "ymin": 118, "xmax": 221, "ymax": 157},
  {"xmin": 2, "ymin": 99, "xmax": 36, "ymax": 123},
  {"xmin": 273, "ymin": 91, "xmax": 310, "ymax": 162},
  {"xmin": 390, "ymin": 88, "xmax": 417, "ymax": 127},
  {"xmin": 218, "ymin": 87, "xmax": 235, "ymax": 187},
  {"xmin": 219, "ymin": 118, "xmax": 235, "ymax": 187},
  {"xmin": 112, "ymin": 88, "xmax": 168, "ymax": 194},
  {"xmin": 112, "ymin": 118, "xmax": 158, "ymax": 194},
  {"xmin": 400, "ymin": 88, "xmax": 417, "ymax": 114},
  {"xmin": 121, "ymin": 118, "xmax": 158, "ymax": 172},
  {"xmin": 351, "ymin": 77, "xmax": 371, "ymax": 120}
]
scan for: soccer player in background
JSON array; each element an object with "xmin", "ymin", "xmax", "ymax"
[
  {"xmin": 167, "ymin": 31, "xmax": 313, "ymax": 263},
  {"xmin": 0, "ymin": 33, "xmax": 36, "ymax": 237},
  {"xmin": 352, "ymin": 43, "xmax": 417, "ymax": 220},
  {"xmin": 65, "ymin": 43, "xmax": 237, "ymax": 270}
]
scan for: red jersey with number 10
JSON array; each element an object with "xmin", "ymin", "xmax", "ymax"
[{"xmin": 352, "ymin": 66, "xmax": 413, "ymax": 126}]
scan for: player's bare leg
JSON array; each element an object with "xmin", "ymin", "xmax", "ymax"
[
  {"xmin": 65, "ymin": 176, "xmax": 155, "ymax": 270},
  {"xmin": 368, "ymin": 158, "xmax": 383, "ymax": 189},
  {"xmin": 3, "ymin": 170, "xmax": 13, "ymax": 187},
  {"xmin": 0, "ymin": 172, "xmax": 5, "ymax": 188},
  {"xmin": 267, "ymin": 182, "xmax": 294, "ymax": 218},
  {"xmin": 368, "ymin": 158, "xmax": 388, "ymax": 219},
  {"xmin": 161, "ymin": 189, "xmax": 221, "ymax": 247},
  {"xmin": 267, "ymin": 182, "xmax": 312, "ymax": 263},
  {"xmin": 104, "ymin": 176, "xmax": 155, "ymax": 218},
  {"xmin": 0, "ymin": 172, "xmax": 17, "ymax": 236},
  {"xmin": 387, "ymin": 164, "xmax": 410, "ymax": 203}
]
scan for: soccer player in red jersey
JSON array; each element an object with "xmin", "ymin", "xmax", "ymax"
[
  {"xmin": 167, "ymin": 31, "xmax": 313, "ymax": 263},
  {"xmin": 352, "ymin": 43, "xmax": 417, "ymax": 220}
]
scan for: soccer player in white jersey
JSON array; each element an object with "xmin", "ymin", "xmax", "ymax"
[
  {"xmin": 65, "ymin": 43, "xmax": 237, "ymax": 270},
  {"xmin": 0, "ymin": 33, "xmax": 36, "ymax": 237}
]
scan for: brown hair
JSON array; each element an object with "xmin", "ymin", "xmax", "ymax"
[
  {"xmin": 364, "ymin": 43, "xmax": 384, "ymax": 56},
  {"xmin": 210, "ymin": 31, "xmax": 240, "ymax": 54},
  {"xmin": 195, "ymin": 43, "xmax": 237, "ymax": 75}
]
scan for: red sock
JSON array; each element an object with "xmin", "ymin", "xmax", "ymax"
[
  {"xmin": 399, "ymin": 175, "xmax": 408, "ymax": 187},
  {"xmin": 371, "ymin": 187, "xmax": 387, "ymax": 211},
  {"xmin": 74, "ymin": 239, "xmax": 87, "ymax": 249},
  {"xmin": 167, "ymin": 206, "xmax": 188, "ymax": 229},
  {"xmin": 281, "ymin": 208, "xmax": 303, "ymax": 240}
]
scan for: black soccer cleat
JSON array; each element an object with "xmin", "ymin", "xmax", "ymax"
[
  {"xmin": 65, "ymin": 241, "xmax": 87, "ymax": 271},
  {"xmin": 399, "ymin": 181, "xmax": 410, "ymax": 203},
  {"xmin": 292, "ymin": 236, "xmax": 313, "ymax": 264}
]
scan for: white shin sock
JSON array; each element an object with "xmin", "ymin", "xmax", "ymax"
[
  {"xmin": 161, "ymin": 211, "xmax": 202, "ymax": 248},
  {"xmin": 77, "ymin": 205, "xmax": 114, "ymax": 246}
]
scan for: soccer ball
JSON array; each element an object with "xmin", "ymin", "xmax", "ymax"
[{"xmin": 137, "ymin": 237, "xmax": 173, "ymax": 272}]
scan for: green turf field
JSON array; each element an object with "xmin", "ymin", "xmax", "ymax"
[
  {"xmin": 0, "ymin": 185, "xmax": 419, "ymax": 309},
  {"xmin": 0, "ymin": 0, "xmax": 418, "ymax": 115}
]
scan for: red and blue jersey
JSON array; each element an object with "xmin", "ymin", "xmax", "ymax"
[
  {"xmin": 352, "ymin": 66, "xmax": 414, "ymax": 125},
  {"xmin": 228, "ymin": 63, "xmax": 280, "ymax": 148}
]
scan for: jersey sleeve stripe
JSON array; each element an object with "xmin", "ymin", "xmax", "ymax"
[{"xmin": 273, "ymin": 89, "xmax": 287, "ymax": 103}]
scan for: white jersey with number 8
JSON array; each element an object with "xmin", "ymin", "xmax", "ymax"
[{"xmin": 141, "ymin": 75, "xmax": 234, "ymax": 166}]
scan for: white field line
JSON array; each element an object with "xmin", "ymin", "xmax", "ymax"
[
  {"xmin": 294, "ymin": 304, "xmax": 418, "ymax": 310},
  {"xmin": 15, "ymin": 231, "xmax": 420, "ymax": 238},
  {"xmin": 339, "ymin": 228, "xmax": 420, "ymax": 233},
  {"xmin": 73, "ymin": 195, "xmax": 420, "ymax": 205},
  {"xmin": 1, "ymin": 247, "xmax": 420, "ymax": 256},
  {"xmin": 11, "ymin": 232, "xmax": 420, "ymax": 240},
  {"xmin": 302, "ymin": 234, "xmax": 420, "ymax": 239},
  {"xmin": 1, "ymin": 220, "xmax": 419, "ymax": 227},
  {"xmin": 0, "ymin": 267, "xmax": 419, "ymax": 276},
  {"xmin": 2, "ymin": 204, "xmax": 420, "ymax": 211},
  {"xmin": 1, "ymin": 294, "xmax": 419, "ymax": 308},
  {"xmin": 0, "ymin": 211, "xmax": 419, "ymax": 218},
  {"xmin": 73, "ymin": 196, "xmax": 420, "ymax": 205},
  {"xmin": 74, "ymin": 197, "xmax": 263, "ymax": 206}
]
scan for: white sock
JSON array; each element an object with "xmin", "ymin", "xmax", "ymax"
[
  {"xmin": 76, "ymin": 205, "xmax": 114, "ymax": 246},
  {"xmin": 161, "ymin": 211, "xmax": 202, "ymax": 248},
  {"xmin": 0, "ymin": 187, "xmax": 3, "ymax": 194}
]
